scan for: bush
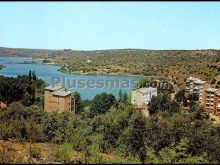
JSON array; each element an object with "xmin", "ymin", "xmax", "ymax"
[
  {"xmin": 52, "ymin": 144, "xmax": 72, "ymax": 163},
  {"xmin": 30, "ymin": 146, "xmax": 41, "ymax": 159}
]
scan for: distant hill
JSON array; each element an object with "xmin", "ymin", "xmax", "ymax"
[
  {"xmin": 1, "ymin": 47, "xmax": 220, "ymax": 83},
  {"xmin": 0, "ymin": 47, "xmax": 56, "ymax": 57}
]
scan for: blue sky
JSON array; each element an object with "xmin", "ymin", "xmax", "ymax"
[{"xmin": 0, "ymin": 2, "xmax": 220, "ymax": 50}]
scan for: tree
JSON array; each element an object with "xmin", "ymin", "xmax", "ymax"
[
  {"xmin": 118, "ymin": 90, "xmax": 123, "ymax": 102},
  {"xmin": 74, "ymin": 92, "xmax": 83, "ymax": 114},
  {"xmin": 122, "ymin": 92, "xmax": 128, "ymax": 103},
  {"xmin": 90, "ymin": 92, "xmax": 116, "ymax": 117},
  {"xmin": 148, "ymin": 94, "xmax": 180, "ymax": 115},
  {"xmin": 175, "ymin": 89, "xmax": 186, "ymax": 103},
  {"xmin": 119, "ymin": 111, "xmax": 147, "ymax": 163}
]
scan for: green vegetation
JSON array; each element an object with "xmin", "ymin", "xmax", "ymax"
[
  {"xmin": 74, "ymin": 92, "xmax": 83, "ymax": 114},
  {"xmin": 0, "ymin": 47, "xmax": 55, "ymax": 57},
  {"xmin": 30, "ymin": 146, "xmax": 41, "ymax": 159},
  {"xmin": 90, "ymin": 92, "xmax": 116, "ymax": 117},
  {"xmin": 0, "ymin": 71, "xmax": 47, "ymax": 107},
  {"xmin": 148, "ymin": 94, "xmax": 180, "ymax": 115},
  {"xmin": 0, "ymin": 63, "xmax": 220, "ymax": 163},
  {"xmin": 52, "ymin": 144, "xmax": 73, "ymax": 163},
  {"xmin": 0, "ymin": 89, "xmax": 220, "ymax": 163},
  {"xmin": 43, "ymin": 49, "xmax": 220, "ymax": 82},
  {"xmin": 1, "ymin": 47, "xmax": 220, "ymax": 82}
]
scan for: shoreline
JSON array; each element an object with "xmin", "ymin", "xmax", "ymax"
[
  {"xmin": 42, "ymin": 59, "xmax": 148, "ymax": 78},
  {"xmin": 56, "ymin": 67, "xmax": 159, "ymax": 78},
  {"xmin": 0, "ymin": 56, "xmax": 159, "ymax": 79}
]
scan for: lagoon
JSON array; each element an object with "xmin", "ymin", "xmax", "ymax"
[{"xmin": 0, "ymin": 57, "xmax": 141, "ymax": 100}]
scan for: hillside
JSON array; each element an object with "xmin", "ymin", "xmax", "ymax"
[
  {"xmin": 0, "ymin": 47, "xmax": 55, "ymax": 57},
  {"xmin": 1, "ymin": 47, "xmax": 220, "ymax": 83},
  {"xmin": 47, "ymin": 49, "xmax": 220, "ymax": 82}
]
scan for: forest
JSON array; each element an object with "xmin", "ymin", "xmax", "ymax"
[
  {"xmin": 0, "ymin": 71, "xmax": 46, "ymax": 106},
  {"xmin": 0, "ymin": 76, "xmax": 220, "ymax": 163}
]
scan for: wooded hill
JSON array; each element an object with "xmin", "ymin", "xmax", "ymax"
[
  {"xmin": 0, "ymin": 47, "xmax": 55, "ymax": 57},
  {"xmin": 1, "ymin": 47, "xmax": 220, "ymax": 83}
]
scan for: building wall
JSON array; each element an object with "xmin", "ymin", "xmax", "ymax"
[
  {"xmin": 204, "ymin": 91, "xmax": 216, "ymax": 113},
  {"xmin": 131, "ymin": 89, "xmax": 157, "ymax": 106},
  {"xmin": 131, "ymin": 90, "xmax": 144, "ymax": 106},
  {"xmin": 214, "ymin": 95, "xmax": 220, "ymax": 115},
  {"xmin": 199, "ymin": 83, "xmax": 211, "ymax": 105},
  {"xmin": 44, "ymin": 88, "xmax": 72, "ymax": 113}
]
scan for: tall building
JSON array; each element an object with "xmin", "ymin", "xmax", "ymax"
[
  {"xmin": 185, "ymin": 77, "xmax": 200, "ymax": 93},
  {"xmin": 204, "ymin": 88, "xmax": 220, "ymax": 114},
  {"xmin": 214, "ymin": 93, "xmax": 220, "ymax": 115},
  {"xmin": 131, "ymin": 87, "xmax": 157, "ymax": 106},
  {"xmin": 185, "ymin": 77, "xmax": 210, "ymax": 104},
  {"xmin": 44, "ymin": 85, "xmax": 75, "ymax": 114}
]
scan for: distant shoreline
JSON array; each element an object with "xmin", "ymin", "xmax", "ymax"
[{"xmin": 0, "ymin": 56, "xmax": 145, "ymax": 78}]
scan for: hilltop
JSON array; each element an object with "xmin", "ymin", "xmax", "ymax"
[{"xmin": 0, "ymin": 47, "xmax": 55, "ymax": 57}]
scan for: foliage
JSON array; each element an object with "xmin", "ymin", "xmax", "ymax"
[
  {"xmin": 1, "ymin": 91, "xmax": 220, "ymax": 163},
  {"xmin": 148, "ymin": 93, "xmax": 180, "ymax": 115},
  {"xmin": 74, "ymin": 92, "xmax": 83, "ymax": 114},
  {"xmin": 0, "ymin": 71, "xmax": 46, "ymax": 106},
  {"xmin": 52, "ymin": 144, "xmax": 72, "ymax": 163},
  {"xmin": 90, "ymin": 92, "xmax": 116, "ymax": 117},
  {"xmin": 175, "ymin": 89, "xmax": 186, "ymax": 103},
  {"xmin": 30, "ymin": 146, "xmax": 41, "ymax": 159}
]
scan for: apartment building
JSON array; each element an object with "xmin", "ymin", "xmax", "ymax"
[
  {"xmin": 186, "ymin": 77, "xmax": 210, "ymax": 104},
  {"xmin": 131, "ymin": 87, "xmax": 157, "ymax": 106},
  {"xmin": 44, "ymin": 85, "xmax": 75, "ymax": 114},
  {"xmin": 204, "ymin": 88, "xmax": 220, "ymax": 114},
  {"xmin": 185, "ymin": 77, "xmax": 200, "ymax": 93},
  {"xmin": 214, "ymin": 93, "xmax": 220, "ymax": 115}
]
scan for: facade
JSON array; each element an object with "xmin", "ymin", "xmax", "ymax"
[
  {"xmin": 0, "ymin": 101, "xmax": 7, "ymax": 109},
  {"xmin": 204, "ymin": 88, "xmax": 220, "ymax": 114},
  {"xmin": 185, "ymin": 77, "xmax": 210, "ymax": 104},
  {"xmin": 214, "ymin": 93, "xmax": 220, "ymax": 115},
  {"xmin": 185, "ymin": 77, "xmax": 200, "ymax": 93},
  {"xmin": 194, "ymin": 80, "xmax": 210, "ymax": 104},
  {"xmin": 131, "ymin": 87, "xmax": 157, "ymax": 106},
  {"xmin": 44, "ymin": 85, "xmax": 75, "ymax": 114}
]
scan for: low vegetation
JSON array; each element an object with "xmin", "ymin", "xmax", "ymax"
[{"xmin": 0, "ymin": 88, "xmax": 220, "ymax": 163}]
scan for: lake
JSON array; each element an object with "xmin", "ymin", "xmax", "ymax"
[{"xmin": 0, "ymin": 57, "xmax": 141, "ymax": 100}]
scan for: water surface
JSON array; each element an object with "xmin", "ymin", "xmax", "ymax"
[{"xmin": 0, "ymin": 57, "xmax": 140, "ymax": 100}]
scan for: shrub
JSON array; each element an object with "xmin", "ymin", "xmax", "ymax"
[
  {"xmin": 52, "ymin": 144, "xmax": 72, "ymax": 163},
  {"xmin": 30, "ymin": 146, "xmax": 41, "ymax": 159}
]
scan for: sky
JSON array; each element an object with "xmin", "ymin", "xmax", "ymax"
[{"xmin": 0, "ymin": 2, "xmax": 220, "ymax": 50}]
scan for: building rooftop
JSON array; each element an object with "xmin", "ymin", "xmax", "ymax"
[
  {"xmin": 194, "ymin": 80, "xmax": 207, "ymax": 84},
  {"xmin": 44, "ymin": 85, "xmax": 64, "ymax": 91},
  {"xmin": 53, "ymin": 90, "xmax": 71, "ymax": 97},
  {"xmin": 135, "ymin": 87, "xmax": 157, "ymax": 95},
  {"xmin": 206, "ymin": 88, "xmax": 219, "ymax": 93},
  {"xmin": 186, "ymin": 77, "xmax": 200, "ymax": 82}
]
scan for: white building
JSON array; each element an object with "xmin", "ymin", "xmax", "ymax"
[{"xmin": 131, "ymin": 87, "xmax": 157, "ymax": 106}]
